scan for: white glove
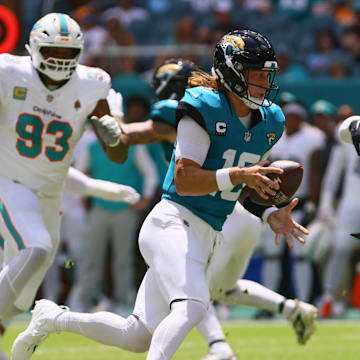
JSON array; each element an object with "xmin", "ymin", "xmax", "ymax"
[
  {"xmin": 89, "ymin": 180, "xmax": 141, "ymax": 204},
  {"xmin": 65, "ymin": 167, "xmax": 140, "ymax": 204},
  {"xmin": 90, "ymin": 115, "xmax": 122, "ymax": 147}
]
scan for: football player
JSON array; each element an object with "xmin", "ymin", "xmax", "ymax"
[
  {"xmin": 315, "ymin": 115, "xmax": 360, "ymax": 316},
  {"xmin": 260, "ymin": 101, "xmax": 325, "ymax": 303},
  {"xmin": 121, "ymin": 59, "xmax": 318, "ymax": 358},
  {"xmin": 0, "ymin": 165, "xmax": 140, "ymax": 360},
  {"xmin": 0, "ymin": 12, "xmax": 129, "ymax": 358},
  {"xmin": 12, "ymin": 30, "xmax": 312, "ymax": 360}
]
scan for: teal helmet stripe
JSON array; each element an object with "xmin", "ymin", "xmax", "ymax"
[
  {"xmin": 0, "ymin": 201, "xmax": 25, "ymax": 250},
  {"xmin": 0, "ymin": 235, "xmax": 3, "ymax": 249},
  {"xmin": 57, "ymin": 13, "xmax": 68, "ymax": 36}
]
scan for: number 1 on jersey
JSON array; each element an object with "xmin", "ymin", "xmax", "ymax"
[{"xmin": 211, "ymin": 149, "xmax": 261, "ymax": 201}]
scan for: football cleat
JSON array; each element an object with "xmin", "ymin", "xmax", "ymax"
[
  {"xmin": 11, "ymin": 300, "xmax": 68, "ymax": 360},
  {"xmin": 287, "ymin": 299, "xmax": 317, "ymax": 345},
  {"xmin": 202, "ymin": 352, "xmax": 237, "ymax": 360}
]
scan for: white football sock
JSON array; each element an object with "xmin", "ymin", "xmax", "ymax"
[
  {"xmin": 55, "ymin": 311, "xmax": 151, "ymax": 352},
  {"xmin": 197, "ymin": 303, "xmax": 225, "ymax": 344},
  {"xmin": 221, "ymin": 280, "xmax": 285, "ymax": 313},
  {"xmin": 147, "ymin": 300, "xmax": 207, "ymax": 360}
]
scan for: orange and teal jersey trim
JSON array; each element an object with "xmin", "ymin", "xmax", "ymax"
[
  {"xmin": 0, "ymin": 200, "xmax": 25, "ymax": 250},
  {"xmin": 0, "ymin": 235, "xmax": 4, "ymax": 249}
]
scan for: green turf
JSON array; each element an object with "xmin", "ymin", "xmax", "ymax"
[{"xmin": 3, "ymin": 320, "xmax": 360, "ymax": 360}]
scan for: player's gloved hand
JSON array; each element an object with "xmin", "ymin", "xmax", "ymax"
[
  {"xmin": 90, "ymin": 115, "xmax": 122, "ymax": 147},
  {"xmin": 90, "ymin": 180, "xmax": 140, "ymax": 204},
  {"xmin": 349, "ymin": 120, "xmax": 360, "ymax": 156}
]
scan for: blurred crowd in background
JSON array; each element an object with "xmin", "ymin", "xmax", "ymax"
[{"xmin": 4, "ymin": 0, "xmax": 360, "ymax": 320}]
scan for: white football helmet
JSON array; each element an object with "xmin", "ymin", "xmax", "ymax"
[{"xmin": 26, "ymin": 13, "xmax": 84, "ymax": 81}]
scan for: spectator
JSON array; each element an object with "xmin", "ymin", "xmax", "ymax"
[
  {"xmin": 276, "ymin": 45, "xmax": 310, "ymax": 82},
  {"xmin": 74, "ymin": 5, "xmax": 108, "ymax": 67},
  {"xmin": 306, "ymin": 29, "xmax": 352, "ymax": 77},
  {"xmin": 337, "ymin": 104, "xmax": 354, "ymax": 123},
  {"xmin": 102, "ymin": 0, "xmax": 149, "ymax": 29}
]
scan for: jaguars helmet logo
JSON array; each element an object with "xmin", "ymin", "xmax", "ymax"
[
  {"xmin": 156, "ymin": 63, "xmax": 181, "ymax": 77},
  {"xmin": 221, "ymin": 35, "xmax": 245, "ymax": 57}
]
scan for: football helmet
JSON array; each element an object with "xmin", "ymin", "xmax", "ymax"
[
  {"xmin": 212, "ymin": 29, "xmax": 279, "ymax": 109},
  {"xmin": 152, "ymin": 58, "xmax": 199, "ymax": 101},
  {"xmin": 26, "ymin": 13, "xmax": 84, "ymax": 81}
]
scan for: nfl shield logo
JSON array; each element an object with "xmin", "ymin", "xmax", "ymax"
[
  {"xmin": 244, "ymin": 132, "xmax": 251, "ymax": 142},
  {"xmin": 47, "ymin": 94, "xmax": 54, "ymax": 102}
]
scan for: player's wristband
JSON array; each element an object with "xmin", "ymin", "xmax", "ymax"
[
  {"xmin": 262, "ymin": 207, "xmax": 278, "ymax": 224},
  {"xmin": 216, "ymin": 168, "xmax": 233, "ymax": 190}
]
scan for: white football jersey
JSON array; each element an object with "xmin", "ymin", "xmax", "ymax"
[
  {"xmin": 269, "ymin": 124, "xmax": 325, "ymax": 198},
  {"xmin": 332, "ymin": 143, "xmax": 360, "ymax": 206},
  {"xmin": 0, "ymin": 54, "xmax": 110, "ymax": 197}
]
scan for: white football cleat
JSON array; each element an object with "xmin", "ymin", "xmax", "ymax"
[
  {"xmin": 11, "ymin": 299, "xmax": 68, "ymax": 360},
  {"xmin": 202, "ymin": 352, "xmax": 237, "ymax": 360},
  {"xmin": 287, "ymin": 299, "xmax": 317, "ymax": 345}
]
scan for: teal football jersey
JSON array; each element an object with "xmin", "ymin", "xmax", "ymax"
[
  {"xmin": 149, "ymin": 99, "xmax": 178, "ymax": 162},
  {"xmin": 162, "ymin": 86, "xmax": 285, "ymax": 231}
]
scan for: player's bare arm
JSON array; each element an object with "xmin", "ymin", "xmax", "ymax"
[
  {"xmin": 174, "ymin": 158, "xmax": 282, "ymax": 197},
  {"xmin": 121, "ymin": 119, "xmax": 176, "ymax": 146},
  {"xmin": 89, "ymin": 99, "xmax": 129, "ymax": 164}
]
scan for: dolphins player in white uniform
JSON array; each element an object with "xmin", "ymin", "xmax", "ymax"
[
  {"xmin": 315, "ymin": 115, "xmax": 360, "ymax": 317},
  {"xmin": 0, "ymin": 165, "xmax": 140, "ymax": 360},
  {"xmin": 0, "ymin": 12, "xmax": 130, "ymax": 357},
  {"xmin": 260, "ymin": 102, "xmax": 325, "ymax": 303}
]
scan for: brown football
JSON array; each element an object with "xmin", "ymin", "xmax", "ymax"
[{"xmin": 240, "ymin": 160, "xmax": 303, "ymax": 206}]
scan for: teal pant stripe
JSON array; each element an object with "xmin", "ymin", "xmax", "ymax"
[
  {"xmin": 57, "ymin": 13, "xmax": 68, "ymax": 36},
  {"xmin": 0, "ymin": 235, "xmax": 3, "ymax": 249},
  {"xmin": 0, "ymin": 200, "xmax": 25, "ymax": 250}
]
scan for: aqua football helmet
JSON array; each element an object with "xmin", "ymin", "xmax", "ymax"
[
  {"xmin": 26, "ymin": 13, "xmax": 84, "ymax": 81},
  {"xmin": 212, "ymin": 29, "xmax": 279, "ymax": 109},
  {"xmin": 152, "ymin": 58, "xmax": 199, "ymax": 101}
]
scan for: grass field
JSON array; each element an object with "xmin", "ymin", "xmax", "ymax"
[{"xmin": 3, "ymin": 320, "xmax": 360, "ymax": 360}]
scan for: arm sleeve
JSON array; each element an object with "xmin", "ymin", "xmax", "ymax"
[
  {"xmin": 107, "ymin": 88, "xmax": 124, "ymax": 118},
  {"xmin": 135, "ymin": 145, "xmax": 158, "ymax": 198},
  {"xmin": 175, "ymin": 116, "xmax": 210, "ymax": 166},
  {"xmin": 64, "ymin": 167, "xmax": 93, "ymax": 194}
]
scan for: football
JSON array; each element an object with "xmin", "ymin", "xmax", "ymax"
[{"xmin": 240, "ymin": 160, "xmax": 303, "ymax": 206}]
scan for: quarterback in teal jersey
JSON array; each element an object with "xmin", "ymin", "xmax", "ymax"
[{"xmin": 13, "ymin": 31, "xmax": 313, "ymax": 360}]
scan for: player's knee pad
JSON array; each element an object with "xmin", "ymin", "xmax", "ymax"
[
  {"xmin": 124, "ymin": 315, "xmax": 152, "ymax": 353},
  {"xmin": 171, "ymin": 299, "xmax": 207, "ymax": 326}
]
